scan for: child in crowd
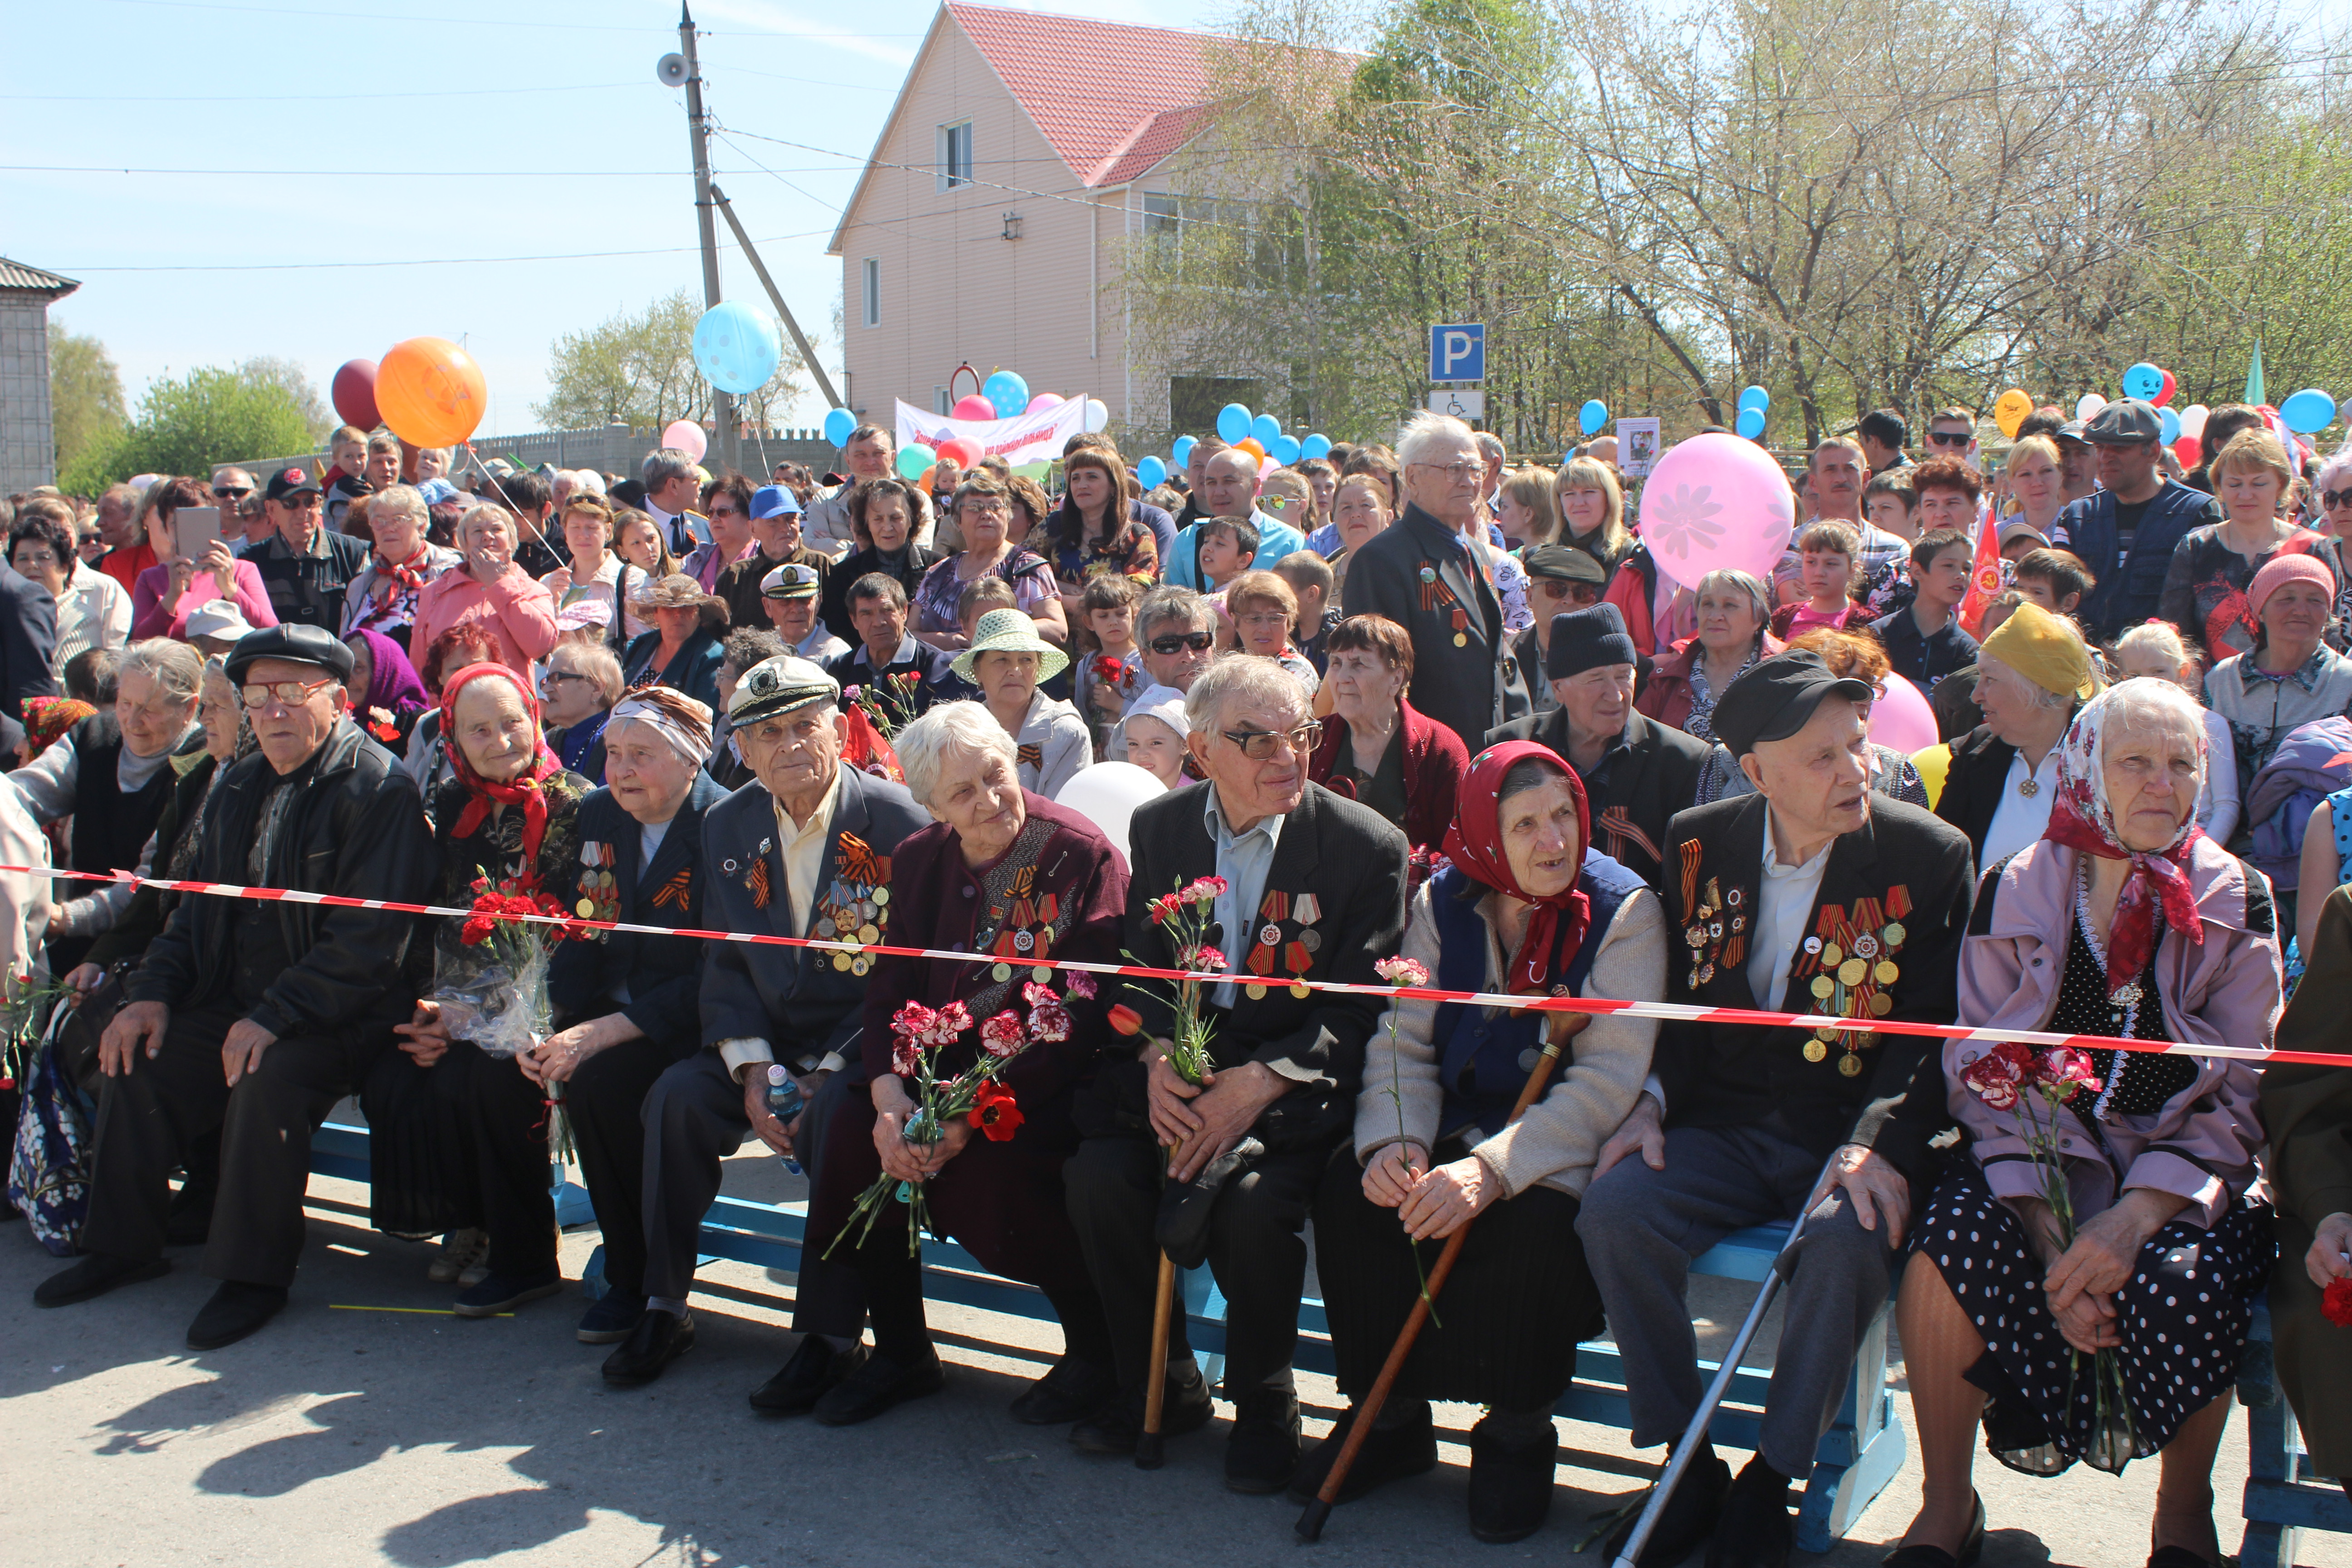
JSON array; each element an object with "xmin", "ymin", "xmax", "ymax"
[
  {"xmin": 1770, "ymin": 520, "xmax": 1860, "ymax": 638},
  {"xmin": 1195, "ymin": 515, "xmax": 1258, "ymax": 596},
  {"xmin": 1863, "ymin": 472, "xmax": 1918, "ymax": 540},
  {"xmin": 2011, "ymin": 547, "xmax": 2095, "ymax": 621},
  {"xmin": 1074, "ymin": 573, "xmax": 1145, "ymax": 752},
  {"xmin": 1225, "ymin": 570, "xmax": 1320, "ymax": 692},
  {"xmin": 63, "ymin": 646, "xmax": 118, "ymax": 707},
  {"xmin": 957, "ymin": 576, "xmax": 1018, "ymax": 645},
  {"xmin": 2113, "ymin": 620, "xmax": 2240, "ymax": 843},
  {"xmin": 1120, "ymin": 689, "xmax": 1191, "ymax": 789},
  {"xmin": 1870, "ymin": 527, "xmax": 1978, "ymax": 696},
  {"xmin": 1256, "ymin": 470, "xmax": 1315, "ymax": 538},
  {"xmin": 1272, "ymin": 551, "xmax": 1339, "ymax": 671}
]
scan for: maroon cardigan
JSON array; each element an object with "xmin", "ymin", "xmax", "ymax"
[
  {"xmin": 1306, "ymin": 697, "xmax": 1469, "ymax": 856},
  {"xmin": 1636, "ymin": 631, "xmax": 1785, "ymax": 733}
]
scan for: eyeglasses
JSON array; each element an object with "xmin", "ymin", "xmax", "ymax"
[
  {"xmin": 961, "ymin": 500, "xmax": 1011, "ymax": 517},
  {"xmin": 1533, "ymin": 579, "xmax": 1600, "ymax": 604},
  {"xmin": 1148, "ymin": 631, "xmax": 1215, "ymax": 655},
  {"xmin": 1926, "ymin": 431, "xmax": 1972, "ymax": 448},
  {"xmin": 1410, "ymin": 461, "xmax": 1484, "ymax": 485},
  {"xmin": 13, "ymin": 550, "xmax": 57, "ymax": 567},
  {"xmin": 1220, "ymin": 721, "xmax": 1323, "ymax": 760},
  {"xmin": 1237, "ymin": 611, "xmax": 1291, "ymax": 629},
  {"xmin": 240, "ymin": 676, "xmax": 338, "ymax": 710},
  {"xmin": 708, "ymin": 505, "xmax": 743, "ymax": 519},
  {"xmin": 2324, "ymin": 490, "xmax": 2352, "ymax": 510},
  {"xmin": 280, "ymin": 494, "xmax": 320, "ymax": 510},
  {"xmin": 212, "ymin": 485, "xmax": 252, "ymax": 500},
  {"xmin": 541, "ymin": 671, "xmax": 590, "ymax": 687}
]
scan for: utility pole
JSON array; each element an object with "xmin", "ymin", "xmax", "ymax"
[{"xmin": 678, "ymin": 2, "xmax": 736, "ymax": 474}]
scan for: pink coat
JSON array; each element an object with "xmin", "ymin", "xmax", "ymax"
[
  {"xmin": 1949, "ymin": 836, "xmax": 2277, "ymax": 1228},
  {"xmin": 130, "ymin": 559, "xmax": 279, "ymax": 641},
  {"xmin": 411, "ymin": 566, "xmax": 559, "ymax": 679}
]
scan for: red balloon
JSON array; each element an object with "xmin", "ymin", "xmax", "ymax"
[
  {"xmin": 2173, "ymin": 434, "xmax": 2201, "ymax": 467},
  {"xmin": 936, "ymin": 437, "xmax": 981, "ymax": 468},
  {"xmin": 331, "ymin": 358, "xmax": 380, "ymax": 431},
  {"xmin": 951, "ymin": 395, "xmax": 998, "ymax": 422},
  {"xmin": 2156, "ymin": 368, "xmax": 2177, "ymax": 408}
]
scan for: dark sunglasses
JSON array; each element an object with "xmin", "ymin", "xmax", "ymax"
[
  {"xmin": 1926, "ymin": 431, "xmax": 1971, "ymax": 447},
  {"xmin": 212, "ymin": 485, "xmax": 252, "ymax": 500},
  {"xmin": 2324, "ymin": 490, "xmax": 2352, "ymax": 510},
  {"xmin": 1533, "ymin": 578, "xmax": 1600, "ymax": 603},
  {"xmin": 1149, "ymin": 632, "xmax": 1215, "ymax": 655}
]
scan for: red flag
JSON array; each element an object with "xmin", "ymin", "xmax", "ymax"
[
  {"xmin": 841, "ymin": 702, "xmax": 905, "ymax": 783},
  {"xmin": 1955, "ymin": 498, "xmax": 2006, "ymax": 636}
]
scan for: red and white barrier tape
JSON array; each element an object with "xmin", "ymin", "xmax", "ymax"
[{"xmin": 12, "ymin": 863, "xmax": 2337, "ymax": 1068}]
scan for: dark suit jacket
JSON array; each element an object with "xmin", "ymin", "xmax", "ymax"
[
  {"xmin": 549, "ymin": 772, "xmax": 726, "ymax": 1060},
  {"xmin": 1930, "ymin": 725, "xmax": 2018, "ymax": 865},
  {"xmin": 1651, "ymin": 791, "xmax": 1975, "ymax": 1181},
  {"xmin": 0, "ymin": 567, "xmax": 58, "ymax": 758},
  {"xmin": 1341, "ymin": 501, "xmax": 1528, "ymax": 755},
  {"xmin": 1113, "ymin": 780, "xmax": 1408, "ymax": 1111},
  {"xmin": 1484, "ymin": 706, "xmax": 1713, "ymax": 892},
  {"xmin": 698, "ymin": 765, "xmax": 931, "ymax": 1079}
]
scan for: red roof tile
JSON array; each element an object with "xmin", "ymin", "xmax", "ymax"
[{"xmin": 947, "ymin": 2, "xmax": 1213, "ymax": 187}]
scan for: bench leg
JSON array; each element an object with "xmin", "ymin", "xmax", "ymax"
[
  {"xmin": 1796, "ymin": 1399, "xmax": 1907, "ymax": 1555},
  {"xmin": 2236, "ymin": 1519, "xmax": 2299, "ymax": 1568}
]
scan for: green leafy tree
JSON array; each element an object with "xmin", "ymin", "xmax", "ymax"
[
  {"xmin": 535, "ymin": 287, "xmax": 808, "ymax": 431},
  {"xmin": 60, "ymin": 365, "xmax": 318, "ymax": 494},
  {"xmin": 47, "ymin": 321, "xmax": 126, "ymax": 482}
]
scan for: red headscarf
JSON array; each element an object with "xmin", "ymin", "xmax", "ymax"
[
  {"xmin": 440, "ymin": 662, "xmax": 565, "ymax": 868},
  {"xmin": 1440, "ymin": 740, "xmax": 1593, "ymax": 995}
]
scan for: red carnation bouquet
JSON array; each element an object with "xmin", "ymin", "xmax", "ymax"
[
  {"xmin": 843, "ymin": 671, "xmax": 922, "ymax": 740},
  {"xmin": 826, "ymin": 980, "xmax": 1073, "ymax": 1258},
  {"xmin": 435, "ymin": 874, "xmax": 585, "ymax": 1062},
  {"xmin": 1961, "ymin": 1039, "xmax": 2137, "ymax": 1467},
  {"xmin": 1110, "ymin": 875, "xmax": 1228, "ymax": 1088},
  {"xmin": 2326, "ymin": 1277, "xmax": 2352, "ymax": 1328}
]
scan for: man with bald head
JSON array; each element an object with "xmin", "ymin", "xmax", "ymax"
[{"xmin": 1163, "ymin": 446, "xmax": 1306, "ymax": 589}]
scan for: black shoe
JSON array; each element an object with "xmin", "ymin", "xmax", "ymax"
[
  {"xmin": 35, "ymin": 1252, "xmax": 168, "ymax": 1307},
  {"xmin": 602, "ymin": 1308, "xmax": 696, "ymax": 1386},
  {"xmin": 748, "ymin": 1336, "xmax": 865, "ymax": 1414},
  {"xmin": 1008, "ymin": 1356, "xmax": 1118, "ymax": 1426},
  {"xmin": 1068, "ymin": 1362, "xmax": 1213, "ymax": 1455},
  {"xmin": 1603, "ymin": 1444, "xmax": 1731, "ymax": 1566},
  {"xmin": 812, "ymin": 1348, "xmax": 946, "ymax": 1426},
  {"xmin": 1225, "ymin": 1386, "xmax": 1303, "ymax": 1494},
  {"xmin": 1704, "ymin": 1456, "xmax": 1793, "ymax": 1568},
  {"xmin": 1284, "ymin": 1401, "xmax": 1439, "ymax": 1505},
  {"xmin": 576, "ymin": 1291, "xmax": 645, "ymax": 1344},
  {"xmin": 1467, "ymin": 1412, "xmax": 1558, "ymax": 1544},
  {"xmin": 1882, "ymin": 1493, "xmax": 1984, "ymax": 1568},
  {"xmin": 186, "ymin": 1281, "xmax": 286, "ymax": 1350},
  {"xmin": 453, "ymin": 1267, "xmax": 564, "ymax": 1318}
]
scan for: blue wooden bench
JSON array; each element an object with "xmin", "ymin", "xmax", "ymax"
[
  {"xmin": 309, "ymin": 1120, "xmax": 1899, "ymax": 1551},
  {"xmin": 2235, "ymin": 1298, "xmax": 2352, "ymax": 1567}
]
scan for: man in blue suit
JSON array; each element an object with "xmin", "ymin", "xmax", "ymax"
[{"xmin": 598, "ymin": 656, "xmax": 929, "ymax": 1397}]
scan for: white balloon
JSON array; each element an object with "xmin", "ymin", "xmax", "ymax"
[
  {"xmin": 2076, "ymin": 393, "xmax": 2108, "ymax": 421},
  {"xmin": 1082, "ymin": 397, "xmax": 1111, "ymax": 433},
  {"xmin": 1053, "ymin": 761, "xmax": 1163, "ymax": 867}
]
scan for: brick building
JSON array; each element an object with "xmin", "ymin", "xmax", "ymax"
[{"xmin": 0, "ymin": 259, "xmax": 79, "ymax": 495}]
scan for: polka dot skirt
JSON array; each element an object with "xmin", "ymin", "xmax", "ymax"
[{"xmin": 1919, "ymin": 1162, "xmax": 2273, "ymax": 1476}]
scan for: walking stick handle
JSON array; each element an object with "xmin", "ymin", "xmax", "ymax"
[{"xmin": 1297, "ymin": 1011, "xmax": 1591, "ymax": 1541}]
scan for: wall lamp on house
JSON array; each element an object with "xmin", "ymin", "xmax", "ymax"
[{"xmin": 1001, "ymin": 211, "xmax": 1022, "ymax": 241}]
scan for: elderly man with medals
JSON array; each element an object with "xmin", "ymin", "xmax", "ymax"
[
  {"xmin": 1576, "ymin": 651, "xmax": 1976, "ymax": 1568},
  {"xmin": 597, "ymin": 655, "xmax": 929, "ymax": 1401}
]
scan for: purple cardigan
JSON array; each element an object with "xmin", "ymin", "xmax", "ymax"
[{"xmin": 1949, "ymin": 836, "xmax": 2278, "ymax": 1228}]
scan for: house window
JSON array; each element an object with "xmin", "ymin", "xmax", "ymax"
[
  {"xmin": 938, "ymin": 122, "xmax": 973, "ymax": 191},
  {"xmin": 1143, "ymin": 193, "xmax": 1181, "ymax": 236},
  {"xmin": 862, "ymin": 259, "xmax": 879, "ymax": 328}
]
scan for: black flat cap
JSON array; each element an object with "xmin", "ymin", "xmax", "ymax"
[
  {"xmin": 1545, "ymin": 603, "xmax": 1639, "ymax": 681},
  {"xmin": 1711, "ymin": 651, "xmax": 1875, "ymax": 757},
  {"xmin": 2084, "ymin": 399, "xmax": 2161, "ymax": 446},
  {"xmin": 224, "ymin": 623, "xmax": 355, "ymax": 685},
  {"xmin": 1521, "ymin": 544, "xmax": 1607, "ymax": 584}
]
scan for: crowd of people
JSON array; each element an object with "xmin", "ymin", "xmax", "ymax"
[{"xmin": 2, "ymin": 398, "xmax": 2350, "ymax": 1568}]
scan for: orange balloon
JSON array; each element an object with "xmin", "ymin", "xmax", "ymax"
[
  {"xmin": 1235, "ymin": 437, "xmax": 1266, "ymax": 461},
  {"xmin": 376, "ymin": 336, "xmax": 487, "ymax": 448}
]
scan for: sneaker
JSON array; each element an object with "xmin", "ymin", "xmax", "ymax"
[
  {"xmin": 452, "ymin": 1267, "xmax": 564, "ymax": 1318},
  {"xmin": 427, "ymin": 1229, "xmax": 487, "ymax": 1284},
  {"xmin": 576, "ymin": 1292, "xmax": 645, "ymax": 1344}
]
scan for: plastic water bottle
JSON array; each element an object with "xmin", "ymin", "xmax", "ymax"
[{"xmin": 764, "ymin": 1064, "xmax": 804, "ymax": 1175}]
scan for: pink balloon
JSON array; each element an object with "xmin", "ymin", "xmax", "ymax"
[
  {"xmin": 1637, "ymin": 433, "xmax": 1795, "ymax": 594},
  {"xmin": 952, "ymin": 395, "xmax": 998, "ymax": 422},
  {"xmin": 1868, "ymin": 675, "xmax": 1938, "ymax": 756},
  {"xmin": 661, "ymin": 420, "xmax": 708, "ymax": 462},
  {"xmin": 1025, "ymin": 393, "xmax": 1065, "ymax": 414}
]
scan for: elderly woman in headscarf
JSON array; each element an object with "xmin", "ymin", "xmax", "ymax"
[
  {"xmin": 343, "ymin": 627, "xmax": 432, "ymax": 751},
  {"xmin": 363, "ymin": 662, "xmax": 590, "ymax": 1314},
  {"xmin": 800, "ymin": 701, "xmax": 1126, "ymax": 1429},
  {"xmin": 1295, "ymin": 739, "xmax": 1663, "ymax": 1543},
  {"xmin": 1887, "ymin": 679, "xmax": 2277, "ymax": 1568},
  {"xmin": 526, "ymin": 686, "xmax": 727, "ymax": 1348}
]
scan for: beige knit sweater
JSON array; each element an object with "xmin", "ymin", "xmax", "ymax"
[{"xmin": 1352, "ymin": 878, "xmax": 1665, "ymax": 1199}]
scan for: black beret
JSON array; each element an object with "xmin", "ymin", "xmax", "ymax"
[{"xmin": 223, "ymin": 623, "xmax": 356, "ymax": 686}]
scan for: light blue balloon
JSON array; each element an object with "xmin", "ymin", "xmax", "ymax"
[
  {"xmin": 1215, "ymin": 403, "xmax": 1253, "ymax": 444},
  {"xmin": 1735, "ymin": 406, "xmax": 1766, "ymax": 440},
  {"xmin": 821, "ymin": 407, "xmax": 856, "ymax": 448},
  {"xmin": 2159, "ymin": 407, "xmax": 2181, "ymax": 445},
  {"xmin": 2122, "ymin": 362, "xmax": 2164, "ymax": 402},
  {"xmin": 1251, "ymin": 412, "xmax": 1283, "ymax": 449},
  {"xmin": 2282, "ymin": 387, "xmax": 2337, "ymax": 435},
  {"xmin": 1271, "ymin": 434, "xmax": 1302, "ymax": 466},
  {"xmin": 1137, "ymin": 455, "xmax": 1167, "ymax": 489},
  {"xmin": 691, "ymin": 301, "xmax": 782, "ymax": 396},
  {"xmin": 1300, "ymin": 433, "xmax": 1331, "ymax": 460},
  {"xmin": 1579, "ymin": 399, "xmax": 1608, "ymax": 436},
  {"xmin": 1173, "ymin": 435, "xmax": 1197, "ymax": 469},
  {"xmin": 982, "ymin": 370, "xmax": 1030, "ymax": 420},
  {"xmin": 1738, "ymin": 384, "xmax": 1770, "ymax": 413}
]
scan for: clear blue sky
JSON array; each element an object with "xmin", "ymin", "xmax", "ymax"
[{"xmin": 0, "ymin": 0, "xmax": 1225, "ymax": 438}]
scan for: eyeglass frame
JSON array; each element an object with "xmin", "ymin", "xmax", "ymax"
[
  {"xmin": 1408, "ymin": 459, "xmax": 1485, "ymax": 486},
  {"xmin": 1148, "ymin": 631, "xmax": 1215, "ymax": 655},
  {"xmin": 1925, "ymin": 430, "xmax": 1973, "ymax": 448},
  {"xmin": 239, "ymin": 676, "xmax": 340, "ymax": 711},
  {"xmin": 1218, "ymin": 720, "xmax": 1323, "ymax": 760},
  {"xmin": 2323, "ymin": 489, "xmax": 2352, "ymax": 510}
]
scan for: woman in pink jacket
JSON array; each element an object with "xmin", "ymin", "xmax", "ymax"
[
  {"xmin": 410, "ymin": 504, "xmax": 558, "ymax": 680},
  {"xmin": 1886, "ymin": 679, "xmax": 2278, "ymax": 1568}
]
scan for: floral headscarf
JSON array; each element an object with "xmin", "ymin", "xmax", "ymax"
[
  {"xmin": 2041, "ymin": 688, "xmax": 2206, "ymax": 995},
  {"xmin": 440, "ymin": 662, "xmax": 566, "ymax": 867},
  {"xmin": 21, "ymin": 696, "xmax": 94, "ymax": 759},
  {"xmin": 1440, "ymin": 739, "xmax": 1592, "ymax": 995}
]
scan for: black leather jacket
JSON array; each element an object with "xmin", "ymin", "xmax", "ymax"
[{"xmin": 128, "ymin": 718, "xmax": 439, "ymax": 1041}]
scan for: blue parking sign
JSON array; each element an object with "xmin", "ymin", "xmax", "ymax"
[{"xmin": 1429, "ymin": 323, "xmax": 1484, "ymax": 382}]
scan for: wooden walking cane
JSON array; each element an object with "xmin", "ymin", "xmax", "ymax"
[
  {"xmin": 1296, "ymin": 1008, "xmax": 1593, "ymax": 1543},
  {"xmin": 1136, "ymin": 1129, "xmax": 1187, "ymax": 1471}
]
